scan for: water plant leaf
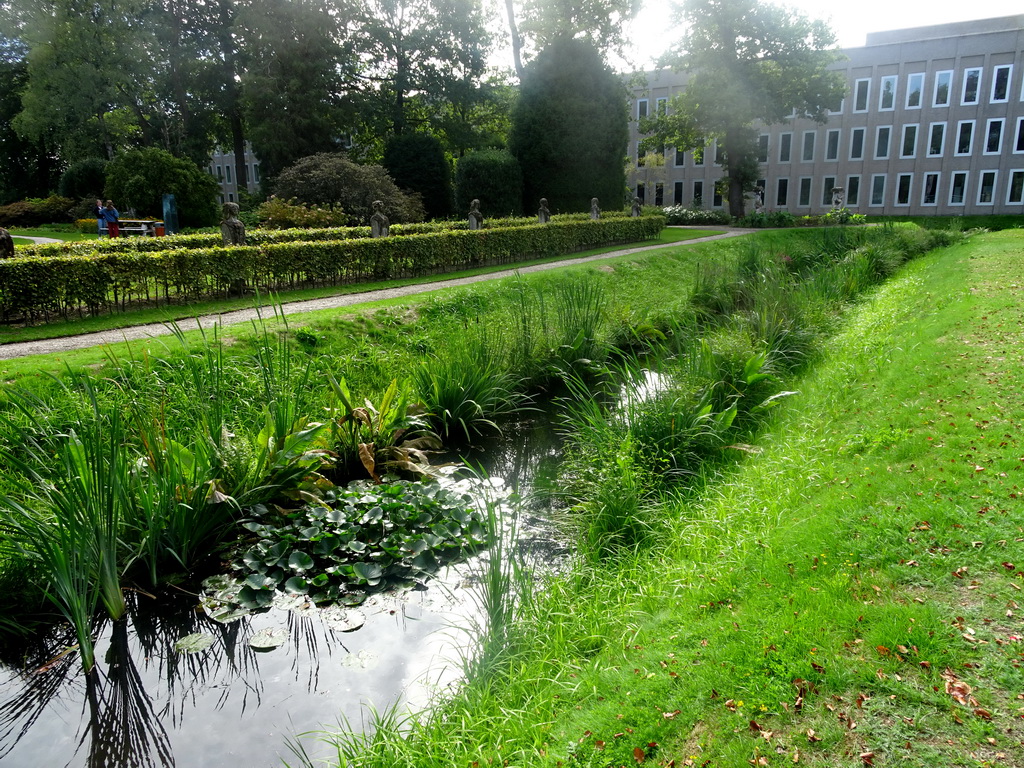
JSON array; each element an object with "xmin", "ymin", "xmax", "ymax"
[
  {"xmin": 288, "ymin": 550, "xmax": 315, "ymax": 570},
  {"xmin": 238, "ymin": 585, "xmax": 275, "ymax": 609},
  {"xmin": 174, "ymin": 632, "xmax": 216, "ymax": 654},
  {"xmin": 321, "ymin": 605, "xmax": 366, "ymax": 632},
  {"xmin": 352, "ymin": 562, "xmax": 383, "ymax": 585},
  {"xmin": 284, "ymin": 576, "xmax": 309, "ymax": 594},
  {"xmin": 249, "ymin": 627, "xmax": 289, "ymax": 650}
]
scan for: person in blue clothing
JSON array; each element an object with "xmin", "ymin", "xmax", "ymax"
[{"xmin": 96, "ymin": 199, "xmax": 120, "ymax": 237}]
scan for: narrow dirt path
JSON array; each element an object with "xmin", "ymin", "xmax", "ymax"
[{"xmin": 0, "ymin": 228, "xmax": 754, "ymax": 360}]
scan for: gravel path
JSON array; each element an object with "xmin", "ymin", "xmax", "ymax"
[{"xmin": 0, "ymin": 228, "xmax": 753, "ymax": 360}]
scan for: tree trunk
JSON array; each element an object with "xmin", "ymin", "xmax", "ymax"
[{"xmin": 504, "ymin": 0, "xmax": 525, "ymax": 80}]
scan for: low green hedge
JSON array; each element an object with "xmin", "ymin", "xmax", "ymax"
[
  {"xmin": 18, "ymin": 211, "xmax": 644, "ymax": 260},
  {"xmin": 0, "ymin": 216, "xmax": 664, "ymax": 322}
]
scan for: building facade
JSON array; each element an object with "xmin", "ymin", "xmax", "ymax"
[
  {"xmin": 207, "ymin": 144, "xmax": 261, "ymax": 203},
  {"xmin": 630, "ymin": 15, "xmax": 1024, "ymax": 216}
]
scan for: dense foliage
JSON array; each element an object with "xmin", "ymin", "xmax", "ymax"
[
  {"xmin": 104, "ymin": 148, "xmax": 220, "ymax": 227},
  {"xmin": 57, "ymin": 158, "xmax": 107, "ymax": 200},
  {"xmin": 509, "ymin": 37, "xmax": 628, "ymax": 215},
  {"xmin": 454, "ymin": 149, "xmax": 524, "ymax": 217},
  {"xmin": 382, "ymin": 133, "xmax": 454, "ymax": 220}
]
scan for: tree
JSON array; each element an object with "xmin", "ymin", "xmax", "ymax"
[
  {"xmin": 383, "ymin": 133, "xmax": 453, "ymax": 220},
  {"xmin": 644, "ymin": 0, "xmax": 845, "ymax": 217},
  {"xmin": 0, "ymin": 35, "xmax": 56, "ymax": 203},
  {"xmin": 273, "ymin": 153, "xmax": 425, "ymax": 224},
  {"xmin": 58, "ymin": 157, "xmax": 108, "ymax": 200},
  {"xmin": 508, "ymin": 37, "xmax": 628, "ymax": 215},
  {"xmin": 104, "ymin": 147, "xmax": 220, "ymax": 227},
  {"xmin": 454, "ymin": 149, "xmax": 522, "ymax": 217}
]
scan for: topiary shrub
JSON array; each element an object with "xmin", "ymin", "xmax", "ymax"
[
  {"xmin": 454, "ymin": 149, "xmax": 523, "ymax": 217},
  {"xmin": 273, "ymin": 153, "xmax": 425, "ymax": 224},
  {"xmin": 383, "ymin": 133, "xmax": 454, "ymax": 220}
]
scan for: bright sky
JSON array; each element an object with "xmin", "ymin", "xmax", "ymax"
[{"xmin": 621, "ymin": 1, "xmax": 1024, "ymax": 70}]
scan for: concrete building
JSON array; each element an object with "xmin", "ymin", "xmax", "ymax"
[
  {"xmin": 207, "ymin": 144, "xmax": 261, "ymax": 203},
  {"xmin": 630, "ymin": 15, "xmax": 1024, "ymax": 216}
]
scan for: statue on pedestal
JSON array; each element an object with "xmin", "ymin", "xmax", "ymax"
[
  {"xmin": 831, "ymin": 186, "xmax": 845, "ymax": 209},
  {"xmin": 0, "ymin": 227, "xmax": 14, "ymax": 259},
  {"xmin": 468, "ymin": 199, "xmax": 484, "ymax": 230},
  {"xmin": 220, "ymin": 202, "xmax": 247, "ymax": 246},
  {"xmin": 537, "ymin": 198, "xmax": 551, "ymax": 224},
  {"xmin": 370, "ymin": 200, "xmax": 390, "ymax": 237},
  {"xmin": 590, "ymin": 198, "xmax": 600, "ymax": 220},
  {"xmin": 631, "ymin": 196, "xmax": 642, "ymax": 217}
]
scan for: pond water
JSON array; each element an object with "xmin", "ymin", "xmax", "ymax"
[{"xmin": 0, "ymin": 414, "xmax": 567, "ymax": 768}]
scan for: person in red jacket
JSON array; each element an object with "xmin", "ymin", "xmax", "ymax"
[{"xmin": 97, "ymin": 199, "xmax": 120, "ymax": 237}]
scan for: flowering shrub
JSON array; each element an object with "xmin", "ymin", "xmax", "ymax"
[
  {"xmin": 661, "ymin": 205, "xmax": 732, "ymax": 226},
  {"xmin": 256, "ymin": 198, "xmax": 351, "ymax": 229}
]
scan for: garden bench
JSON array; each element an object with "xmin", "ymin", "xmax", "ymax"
[{"xmin": 100, "ymin": 219, "xmax": 165, "ymax": 237}]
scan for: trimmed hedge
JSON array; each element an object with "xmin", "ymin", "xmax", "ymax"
[
  {"xmin": 0, "ymin": 216, "xmax": 664, "ymax": 322},
  {"xmin": 19, "ymin": 211, "xmax": 646, "ymax": 260}
]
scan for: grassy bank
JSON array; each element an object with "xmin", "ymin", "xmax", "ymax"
[{"xmin": 292, "ymin": 231, "xmax": 1024, "ymax": 766}]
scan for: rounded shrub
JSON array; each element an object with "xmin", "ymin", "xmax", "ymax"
[
  {"xmin": 454, "ymin": 149, "xmax": 523, "ymax": 218},
  {"xmin": 58, "ymin": 158, "xmax": 108, "ymax": 200}
]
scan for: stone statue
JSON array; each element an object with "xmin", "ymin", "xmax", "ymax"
[
  {"xmin": 590, "ymin": 198, "xmax": 600, "ymax": 220},
  {"xmin": 220, "ymin": 202, "xmax": 247, "ymax": 246},
  {"xmin": 537, "ymin": 198, "xmax": 551, "ymax": 224},
  {"xmin": 753, "ymin": 188, "xmax": 765, "ymax": 212},
  {"xmin": 0, "ymin": 227, "xmax": 14, "ymax": 259},
  {"xmin": 468, "ymin": 199, "xmax": 484, "ymax": 230},
  {"xmin": 631, "ymin": 196, "xmax": 642, "ymax": 217},
  {"xmin": 370, "ymin": 200, "xmax": 390, "ymax": 237},
  {"xmin": 831, "ymin": 186, "xmax": 845, "ymax": 209}
]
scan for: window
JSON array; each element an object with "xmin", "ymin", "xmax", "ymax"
[
  {"xmin": 655, "ymin": 183, "xmax": 665, "ymax": 206},
  {"xmin": 828, "ymin": 97, "xmax": 844, "ymax": 115},
  {"xmin": 636, "ymin": 143, "xmax": 645, "ymax": 165},
  {"xmin": 853, "ymin": 78, "xmax": 870, "ymax": 112},
  {"xmin": 900, "ymin": 124, "xmax": 918, "ymax": 158},
  {"xmin": 879, "ymin": 75, "xmax": 897, "ymax": 110},
  {"xmin": 922, "ymin": 172, "xmax": 940, "ymax": 206},
  {"xmin": 984, "ymin": 118, "xmax": 1004, "ymax": 155},
  {"xmin": 779, "ymin": 132, "xmax": 792, "ymax": 162},
  {"xmin": 637, "ymin": 99, "xmax": 648, "ymax": 119},
  {"xmin": 712, "ymin": 186, "xmax": 723, "ymax": 207},
  {"xmin": 693, "ymin": 142, "xmax": 705, "ymax": 166},
  {"xmin": 962, "ymin": 67, "xmax": 982, "ymax": 105},
  {"xmin": 252, "ymin": 164, "xmax": 260, "ymax": 183},
  {"xmin": 776, "ymin": 178, "xmax": 789, "ymax": 206},
  {"xmin": 674, "ymin": 181, "xmax": 684, "ymax": 205},
  {"xmin": 216, "ymin": 166, "xmax": 223, "ymax": 181},
  {"xmin": 757, "ymin": 134, "xmax": 769, "ymax": 162},
  {"xmin": 1008, "ymin": 170, "xmax": 1024, "ymax": 204},
  {"xmin": 228, "ymin": 192, "xmax": 234, "ymax": 202},
  {"xmin": 1016, "ymin": 117, "xmax": 1024, "ymax": 153},
  {"xmin": 928, "ymin": 123, "xmax": 946, "ymax": 156},
  {"xmin": 933, "ymin": 70, "xmax": 952, "ymax": 106},
  {"xmin": 955, "ymin": 120, "xmax": 974, "ymax": 156},
  {"xmin": 978, "ymin": 171, "xmax": 997, "ymax": 205},
  {"xmin": 225, "ymin": 166, "xmax": 232, "ymax": 184},
  {"xmin": 826, "ymin": 129, "xmax": 840, "ymax": 161},
  {"xmin": 822, "ymin": 176, "xmax": 837, "ymax": 206},
  {"xmin": 850, "ymin": 128, "xmax": 865, "ymax": 160},
  {"xmin": 714, "ymin": 141, "xmax": 724, "ymax": 164},
  {"xmin": 802, "ymin": 131, "xmax": 815, "ymax": 162},
  {"xmin": 693, "ymin": 180, "xmax": 704, "ymax": 205},
  {"xmin": 675, "ymin": 147, "xmax": 685, "ymax": 167},
  {"xmin": 896, "ymin": 174, "xmax": 912, "ymax": 206},
  {"xmin": 870, "ymin": 175, "xmax": 886, "ymax": 206},
  {"xmin": 636, "ymin": 183, "xmax": 645, "ymax": 203},
  {"xmin": 906, "ymin": 73, "xmax": 924, "ymax": 108},
  {"xmin": 949, "ymin": 171, "xmax": 968, "ymax": 205},
  {"xmin": 875, "ymin": 126, "xmax": 891, "ymax": 159},
  {"xmin": 846, "ymin": 175, "xmax": 861, "ymax": 206},
  {"xmin": 656, "ymin": 97, "xmax": 668, "ymax": 115},
  {"xmin": 798, "ymin": 177, "xmax": 812, "ymax": 206},
  {"xmin": 991, "ymin": 65, "xmax": 1012, "ymax": 103}
]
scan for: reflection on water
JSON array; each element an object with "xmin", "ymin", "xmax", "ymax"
[{"xmin": 0, "ymin": 416, "xmax": 565, "ymax": 767}]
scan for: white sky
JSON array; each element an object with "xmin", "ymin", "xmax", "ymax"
[{"xmin": 621, "ymin": 1, "xmax": 1024, "ymax": 70}]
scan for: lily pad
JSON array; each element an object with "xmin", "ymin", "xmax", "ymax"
[
  {"xmin": 248, "ymin": 627, "xmax": 290, "ymax": 650},
  {"xmin": 321, "ymin": 605, "xmax": 366, "ymax": 633},
  {"xmin": 174, "ymin": 632, "xmax": 216, "ymax": 654}
]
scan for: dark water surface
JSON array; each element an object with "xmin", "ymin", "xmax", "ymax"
[{"xmin": 0, "ymin": 415, "xmax": 565, "ymax": 767}]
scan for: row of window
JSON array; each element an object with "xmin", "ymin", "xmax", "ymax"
[
  {"xmin": 647, "ymin": 170, "xmax": 1024, "ymax": 209},
  {"xmin": 767, "ymin": 169, "xmax": 1024, "ymax": 208},
  {"xmin": 645, "ymin": 116, "xmax": 1024, "ymax": 168},
  {"xmin": 209, "ymin": 163, "xmax": 261, "ymax": 186},
  {"xmin": 851, "ymin": 64, "xmax": 1019, "ymax": 113}
]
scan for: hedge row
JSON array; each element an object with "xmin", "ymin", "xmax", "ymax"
[
  {"xmin": 0, "ymin": 216, "xmax": 664, "ymax": 322},
  {"xmin": 19, "ymin": 211, "xmax": 644, "ymax": 260}
]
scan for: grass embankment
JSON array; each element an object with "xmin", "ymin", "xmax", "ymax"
[
  {"xmin": 303, "ymin": 232, "xmax": 1024, "ymax": 767},
  {"xmin": 0, "ymin": 226, "xmax": 712, "ymax": 346}
]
